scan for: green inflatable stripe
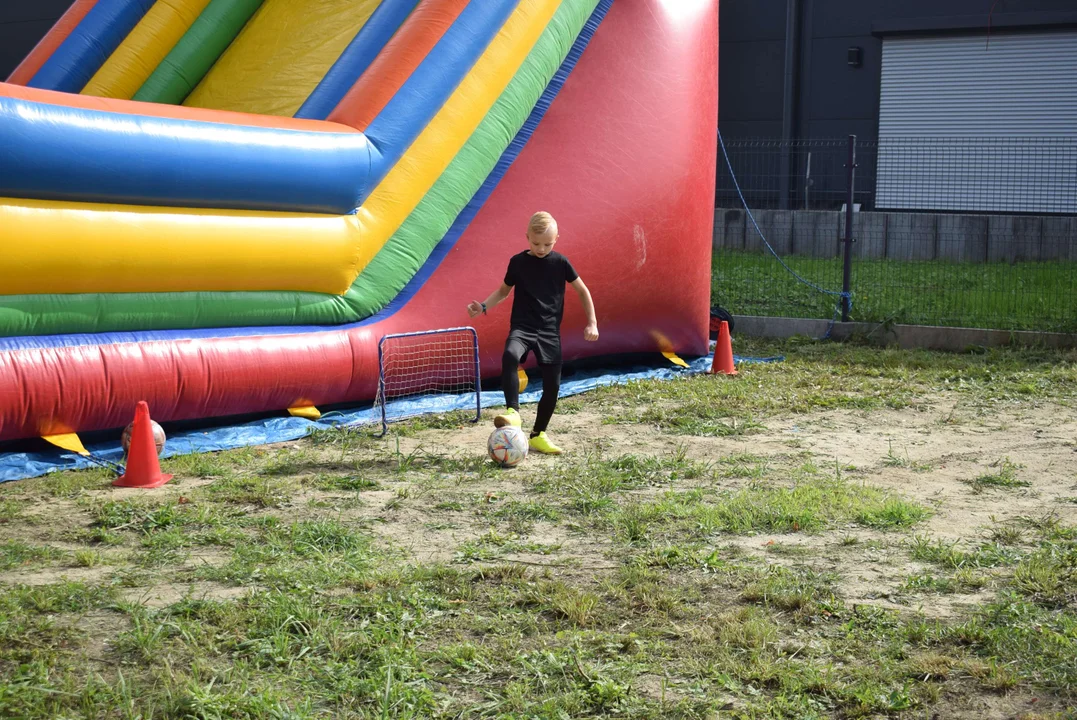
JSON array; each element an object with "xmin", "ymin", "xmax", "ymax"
[
  {"xmin": 0, "ymin": 0, "xmax": 598, "ymax": 337},
  {"xmin": 132, "ymin": 0, "xmax": 264, "ymax": 105}
]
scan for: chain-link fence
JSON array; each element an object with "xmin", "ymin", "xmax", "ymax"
[{"xmin": 714, "ymin": 135, "xmax": 1077, "ymax": 333}]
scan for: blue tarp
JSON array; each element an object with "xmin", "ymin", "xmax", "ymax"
[{"xmin": 0, "ymin": 352, "xmax": 781, "ymax": 483}]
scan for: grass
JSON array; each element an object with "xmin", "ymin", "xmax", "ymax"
[
  {"xmin": 910, "ymin": 536, "xmax": 1025, "ymax": 570},
  {"xmin": 604, "ymin": 463, "xmax": 930, "ymax": 545},
  {"xmin": 882, "ymin": 440, "xmax": 933, "ymax": 472},
  {"xmin": 713, "ymin": 249, "xmax": 1077, "ymax": 333},
  {"xmin": 0, "ymin": 499, "xmax": 25, "ymax": 523},
  {"xmin": 453, "ymin": 530, "xmax": 562, "ymax": 564},
  {"xmin": 1, "ymin": 340, "xmax": 1076, "ymax": 718},
  {"xmin": 0, "ymin": 540, "xmax": 64, "ymax": 571},
  {"xmin": 967, "ymin": 457, "xmax": 1031, "ymax": 493},
  {"xmin": 901, "ymin": 569, "xmax": 988, "ymax": 595}
]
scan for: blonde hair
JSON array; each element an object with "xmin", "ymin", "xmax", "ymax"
[{"xmin": 528, "ymin": 211, "xmax": 558, "ymax": 237}]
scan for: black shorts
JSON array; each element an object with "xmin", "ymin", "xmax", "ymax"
[{"xmin": 505, "ymin": 327, "xmax": 562, "ymax": 366}]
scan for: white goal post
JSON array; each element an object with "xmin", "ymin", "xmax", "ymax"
[{"xmin": 375, "ymin": 327, "xmax": 482, "ymax": 435}]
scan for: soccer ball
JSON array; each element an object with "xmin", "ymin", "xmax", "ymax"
[
  {"xmin": 121, "ymin": 420, "xmax": 167, "ymax": 457},
  {"xmin": 488, "ymin": 426, "xmax": 529, "ymax": 468}
]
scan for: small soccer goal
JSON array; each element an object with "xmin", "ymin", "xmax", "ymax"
[{"xmin": 375, "ymin": 327, "xmax": 482, "ymax": 435}]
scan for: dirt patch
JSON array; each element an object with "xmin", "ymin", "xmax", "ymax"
[
  {"xmin": 933, "ymin": 692, "xmax": 1072, "ymax": 720},
  {"xmin": 772, "ymin": 401, "xmax": 1077, "ymax": 535},
  {"xmin": 0, "ymin": 564, "xmax": 115, "ymax": 587},
  {"xmin": 61, "ymin": 610, "xmax": 129, "ymax": 664},
  {"xmin": 119, "ymin": 581, "xmax": 254, "ymax": 608},
  {"xmin": 368, "ymin": 505, "xmax": 485, "ymax": 565}
]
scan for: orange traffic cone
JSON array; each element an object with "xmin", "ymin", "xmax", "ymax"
[
  {"xmin": 709, "ymin": 320, "xmax": 738, "ymax": 376},
  {"xmin": 113, "ymin": 402, "xmax": 172, "ymax": 488}
]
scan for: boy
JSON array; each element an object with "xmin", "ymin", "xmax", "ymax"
[{"xmin": 468, "ymin": 211, "xmax": 598, "ymax": 454}]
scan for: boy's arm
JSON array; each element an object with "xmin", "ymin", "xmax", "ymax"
[
  {"xmin": 467, "ymin": 283, "xmax": 512, "ymax": 318},
  {"xmin": 570, "ymin": 277, "xmax": 599, "ymax": 341}
]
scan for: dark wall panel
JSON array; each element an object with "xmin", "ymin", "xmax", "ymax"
[
  {"xmin": 721, "ymin": 0, "xmax": 787, "ymax": 40},
  {"xmin": 718, "ymin": 0, "xmax": 787, "ymax": 134},
  {"xmin": 719, "ymin": 39, "xmax": 785, "ymax": 124},
  {"xmin": 0, "ymin": 1, "xmax": 76, "ymax": 80},
  {"xmin": 804, "ymin": 37, "xmax": 879, "ymax": 130}
]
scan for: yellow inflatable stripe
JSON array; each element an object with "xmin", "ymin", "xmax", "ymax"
[
  {"xmin": 352, "ymin": 0, "xmax": 562, "ymax": 274},
  {"xmin": 82, "ymin": 0, "xmax": 214, "ymax": 100},
  {"xmin": 184, "ymin": 0, "xmax": 382, "ymax": 117},
  {"xmin": 0, "ymin": 198, "xmax": 360, "ymax": 296}
]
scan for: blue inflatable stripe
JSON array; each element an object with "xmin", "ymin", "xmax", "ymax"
[
  {"xmin": 295, "ymin": 0, "xmax": 422, "ymax": 121},
  {"xmin": 28, "ymin": 0, "xmax": 156, "ymax": 93},
  {"xmin": 0, "ymin": 0, "xmax": 613, "ymax": 353},
  {"xmin": 6, "ymin": 0, "xmax": 521, "ymax": 213},
  {"xmin": 360, "ymin": 0, "xmax": 520, "ymax": 197},
  {"xmin": 0, "ymin": 96, "xmax": 373, "ymax": 214}
]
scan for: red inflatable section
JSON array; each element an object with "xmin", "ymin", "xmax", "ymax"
[{"xmin": 0, "ymin": 0, "xmax": 718, "ymax": 442}]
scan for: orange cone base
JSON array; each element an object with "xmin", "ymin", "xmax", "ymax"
[
  {"xmin": 113, "ymin": 401, "xmax": 172, "ymax": 488},
  {"xmin": 113, "ymin": 471, "xmax": 173, "ymax": 489},
  {"xmin": 708, "ymin": 320, "xmax": 738, "ymax": 375}
]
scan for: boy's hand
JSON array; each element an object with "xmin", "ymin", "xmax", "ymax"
[
  {"xmin": 584, "ymin": 323, "xmax": 599, "ymax": 341},
  {"xmin": 467, "ymin": 301, "xmax": 483, "ymax": 318}
]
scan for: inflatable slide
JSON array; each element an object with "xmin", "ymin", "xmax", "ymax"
[{"xmin": 0, "ymin": 0, "xmax": 717, "ymax": 444}]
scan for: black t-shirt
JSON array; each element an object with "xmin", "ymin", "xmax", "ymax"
[{"xmin": 504, "ymin": 250, "xmax": 578, "ymax": 333}]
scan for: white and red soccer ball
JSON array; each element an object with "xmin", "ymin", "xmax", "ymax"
[{"xmin": 488, "ymin": 426, "xmax": 528, "ymax": 468}]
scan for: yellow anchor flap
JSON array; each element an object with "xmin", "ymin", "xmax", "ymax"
[
  {"xmin": 288, "ymin": 406, "xmax": 322, "ymax": 421},
  {"xmin": 42, "ymin": 433, "xmax": 90, "ymax": 456},
  {"xmin": 662, "ymin": 351, "xmax": 690, "ymax": 369},
  {"xmin": 650, "ymin": 329, "xmax": 690, "ymax": 368}
]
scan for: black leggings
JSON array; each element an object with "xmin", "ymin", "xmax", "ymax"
[{"xmin": 502, "ymin": 345, "xmax": 562, "ymax": 434}]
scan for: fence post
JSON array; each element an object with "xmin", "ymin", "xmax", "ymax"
[{"xmin": 841, "ymin": 134, "xmax": 857, "ymax": 322}]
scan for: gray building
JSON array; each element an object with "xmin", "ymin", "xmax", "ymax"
[{"xmin": 717, "ymin": 1, "xmax": 1077, "ymax": 265}]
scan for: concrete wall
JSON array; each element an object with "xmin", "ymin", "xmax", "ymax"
[
  {"xmin": 734, "ymin": 315, "xmax": 1077, "ymax": 351},
  {"xmin": 714, "ymin": 208, "xmax": 1077, "ymax": 263}
]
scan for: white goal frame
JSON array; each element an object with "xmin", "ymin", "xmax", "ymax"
[{"xmin": 375, "ymin": 327, "xmax": 482, "ymax": 436}]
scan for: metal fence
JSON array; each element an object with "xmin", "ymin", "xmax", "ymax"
[
  {"xmin": 714, "ymin": 135, "xmax": 1077, "ymax": 333},
  {"xmin": 715, "ymin": 138, "xmax": 877, "ymax": 212}
]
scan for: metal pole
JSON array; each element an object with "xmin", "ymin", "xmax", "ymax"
[
  {"xmin": 470, "ymin": 328, "xmax": 481, "ymax": 425},
  {"xmin": 377, "ymin": 337, "xmax": 388, "ymax": 436},
  {"xmin": 779, "ymin": 0, "xmax": 800, "ymax": 210},
  {"xmin": 841, "ymin": 134, "xmax": 857, "ymax": 323}
]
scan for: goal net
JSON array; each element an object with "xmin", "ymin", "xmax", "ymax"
[{"xmin": 375, "ymin": 327, "xmax": 481, "ymax": 435}]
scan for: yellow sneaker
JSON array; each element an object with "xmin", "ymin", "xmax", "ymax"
[
  {"xmin": 494, "ymin": 408, "xmax": 522, "ymax": 428},
  {"xmin": 528, "ymin": 431, "xmax": 563, "ymax": 455}
]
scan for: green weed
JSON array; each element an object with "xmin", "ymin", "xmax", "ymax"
[{"xmin": 967, "ymin": 457, "xmax": 1030, "ymax": 493}]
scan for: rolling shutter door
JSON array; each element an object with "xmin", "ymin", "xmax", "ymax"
[{"xmin": 876, "ymin": 31, "xmax": 1077, "ymax": 213}]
